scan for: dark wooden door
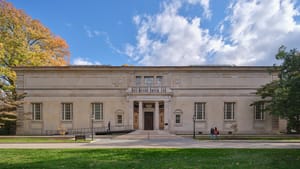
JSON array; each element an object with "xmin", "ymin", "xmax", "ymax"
[
  {"xmin": 133, "ymin": 111, "xmax": 139, "ymax": 129},
  {"xmin": 144, "ymin": 112, "xmax": 153, "ymax": 130},
  {"xmin": 159, "ymin": 110, "xmax": 164, "ymax": 130}
]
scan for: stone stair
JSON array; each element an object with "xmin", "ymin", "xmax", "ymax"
[{"xmin": 115, "ymin": 130, "xmax": 183, "ymax": 140}]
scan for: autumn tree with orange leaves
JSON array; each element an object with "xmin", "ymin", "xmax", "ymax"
[{"xmin": 0, "ymin": 0, "xmax": 70, "ymax": 134}]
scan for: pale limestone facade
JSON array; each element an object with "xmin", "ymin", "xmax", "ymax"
[{"xmin": 14, "ymin": 66, "xmax": 287, "ymax": 135}]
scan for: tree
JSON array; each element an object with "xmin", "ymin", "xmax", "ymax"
[
  {"xmin": 256, "ymin": 46, "xmax": 300, "ymax": 133},
  {"xmin": 0, "ymin": 89, "xmax": 25, "ymax": 135},
  {"xmin": 0, "ymin": 0, "xmax": 70, "ymax": 86},
  {"xmin": 0, "ymin": 0, "xmax": 70, "ymax": 134}
]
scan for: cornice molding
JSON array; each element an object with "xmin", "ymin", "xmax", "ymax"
[{"xmin": 13, "ymin": 65, "xmax": 274, "ymax": 73}]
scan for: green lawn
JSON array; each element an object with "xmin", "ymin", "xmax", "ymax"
[
  {"xmin": 0, "ymin": 149, "xmax": 299, "ymax": 169},
  {"xmin": 0, "ymin": 137, "xmax": 89, "ymax": 143}
]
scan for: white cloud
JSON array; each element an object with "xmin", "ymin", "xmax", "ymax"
[
  {"xmin": 126, "ymin": 0, "xmax": 217, "ymax": 66},
  {"xmin": 73, "ymin": 57, "xmax": 101, "ymax": 65},
  {"xmin": 84, "ymin": 25, "xmax": 102, "ymax": 38},
  {"xmin": 83, "ymin": 26, "xmax": 123, "ymax": 55},
  {"xmin": 214, "ymin": 0, "xmax": 300, "ymax": 65},
  {"xmin": 94, "ymin": 30, "xmax": 101, "ymax": 36},
  {"xmin": 126, "ymin": 0, "xmax": 300, "ymax": 66}
]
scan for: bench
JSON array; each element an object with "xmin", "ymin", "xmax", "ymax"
[{"xmin": 75, "ymin": 135, "xmax": 86, "ymax": 141}]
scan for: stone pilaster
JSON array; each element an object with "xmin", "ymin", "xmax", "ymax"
[
  {"xmin": 164, "ymin": 101, "xmax": 170, "ymax": 130},
  {"xmin": 128, "ymin": 100, "xmax": 134, "ymax": 129},
  {"xmin": 138, "ymin": 101, "xmax": 143, "ymax": 130},
  {"xmin": 154, "ymin": 101, "xmax": 159, "ymax": 130}
]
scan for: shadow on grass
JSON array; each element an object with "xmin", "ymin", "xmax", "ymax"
[{"xmin": 0, "ymin": 149, "xmax": 300, "ymax": 169}]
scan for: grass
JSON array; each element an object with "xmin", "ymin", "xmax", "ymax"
[
  {"xmin": 0, "ymin": 149, "xmax": 299, "ymax": 169},
  {"xmin": 0, "ymin": 137, "xmax": 89, "ymax": 143}
]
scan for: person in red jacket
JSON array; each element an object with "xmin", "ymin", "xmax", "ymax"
[{"xmin": 214, "ymin": 127, "xmax": 219, "ymax": 139}]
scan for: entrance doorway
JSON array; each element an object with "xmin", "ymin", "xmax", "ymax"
[{"xmin": 144, "ymin": 112, "xmax": 154, "ymax": 130}]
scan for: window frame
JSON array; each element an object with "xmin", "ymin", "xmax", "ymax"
[
  {"xmin": 254, "ymin": 103, "xmax": 265, "ymax": 120},
  {"xmin": 144, "ymin": 76, "xmax": 154, "ymax": 86},
  {"xmin": 156, "ymin": 76, "xmax": 163, "ymax": 86},
  {"xmin": 175, "ymin": 114, "xmax": 181, "ymax": 124},
  {"xmin": 115, "ymin": 110, "xmax": 124, "ymax": 126},
  {"xmin": 194, "ymin": 102, "xmax": 206, "ymax": 120},
  {"xmin": 92, "ymin": 103, "xmax": 103, "ymax": 121},
  {"xmin": 135, "ymin": 76, "xmax": 142, "ymax": 86},
  {"xmin": 224, "ymin": 102, "xmax": 235, "ymax": 120},
  {"xmin": 174, "ymin": 109, "xmax": 183, "ymax": 126},
  {"xmin": 117, "ymin": 114, "xmax": 123, "ymax": 124},
  {"xmin": 62, "ymin": 103, "xmax": 73, "ymax": 121},
  {"xmin": 32, "ymin": 103, "xmax": 42, "ymax": 121}
]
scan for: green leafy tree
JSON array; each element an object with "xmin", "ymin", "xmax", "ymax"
[
  {"xmin": 256, "ymin": 46, "xmax": 300, "ymax": 133},
  {"xmin": 0, "ymin": 0, "xmax": 70, "ymax": 134}
]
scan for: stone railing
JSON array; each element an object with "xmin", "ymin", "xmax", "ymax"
[{"xmin": 127, "ymin": 86, "xmax": 172, "ymax": 95}]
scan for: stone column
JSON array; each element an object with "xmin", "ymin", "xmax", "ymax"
[
  {"xmin": 128, "ymin": 100, "xmax": 134, "ymax": 130},
  {"xmin": 164, "ymin": 100, "xmax": 170, "ymax": 130},
  {"xmin": 139, "ymin": 101, "xmax": 143, "ymax": 130},
  {"xmin": 154, "ymin": 101, "xmax": 159, "ymax": 130}
]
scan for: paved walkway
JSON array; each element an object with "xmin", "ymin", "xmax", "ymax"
[
  {"xmin": 1, "ymin": 130, "xmax": 300, "ymax": 149},
  {"xmin": 114, "ymin": 130, "xmax": 182, "ymax": 140}
]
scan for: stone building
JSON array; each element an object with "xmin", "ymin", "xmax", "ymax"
[{"xmin": 14, "ymin": 66, "xmax": 287, "ymax": 135}]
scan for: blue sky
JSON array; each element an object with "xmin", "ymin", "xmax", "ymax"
[{"xmin": 9, "ymin": 0, "xmax": 300, "ymax": 66}]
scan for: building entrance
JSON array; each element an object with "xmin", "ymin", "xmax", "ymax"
[{"xmin": 144, "ymin": 112, "xmax": 154, "ymax": 130}]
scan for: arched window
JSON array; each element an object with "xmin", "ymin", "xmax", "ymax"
[
  {"xmin": 174, "ymin": 109, "xmax": 183, "ymax": 126},
  {"xmin": 115, "ymin": 109, "xmax": 124, "ymax": 126}
]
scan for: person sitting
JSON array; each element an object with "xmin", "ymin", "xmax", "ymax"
[
  {"xmin": 214, "ymin": 127, "xmax": 219, "ymax": 139},
  {"xmin": 210, "ymin": 127, "xmax": 215, "ymax": 139}
]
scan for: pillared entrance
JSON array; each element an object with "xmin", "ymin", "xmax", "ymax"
[{"xmin": 133, "ymin": 101, "xmax": 164, "ymax": 130}]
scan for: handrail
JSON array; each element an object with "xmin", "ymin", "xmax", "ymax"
[{"xmin": 45, "ymin": 125, "xmax": 133, "ymax": 136}]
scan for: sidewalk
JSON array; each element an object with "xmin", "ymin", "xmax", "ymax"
[
  {"xmin": 1, "ymin": 130, "xmax": 300, "ymax": 149},
  {"xmin": 1, "ymin": 139, "xmax": 300, "ymax": 149}
]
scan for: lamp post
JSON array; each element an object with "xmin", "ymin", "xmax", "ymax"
[{"xmin": 193, "ymin": 114, "xmax": 196, "ymax": 139}]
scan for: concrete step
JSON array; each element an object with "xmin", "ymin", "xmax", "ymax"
[{"xmin": 115, "ymin": 130, "xmax": 184, "ymax": 140}]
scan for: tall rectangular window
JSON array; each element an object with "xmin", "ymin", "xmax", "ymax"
[
  {"xmin": 135, "ymin": 76, "xmax": 142, "ymax": 86},
  {"xmin": 62, "ymin": 103, "xmax": 73, "ymax": 121},
  {"xmin": 224, "ymin": 102, "xmax": 235, "ymax": 120},
  {"xmin": 92, "ymin": 103, "xmax": 103, "ymax": 120},
  {"xmin": 175, "ymin": 114, "xmax": 181, "ymax": 124},
  {"xmin": 32, "ymin": 103, "xmax": 42, "ymax": 120},
  {"xmin": 144, "ymin": 76, "xmax": 154, "ymax": 86},
  {"xmin": 195, "ymin": 102, "xmax": 205, "ymax": 120},
  {"xmin": 255, "ymin": 103, "xmax": 264, "ymax": 120},
  {"xmin": 117, "ymin": 115, "xmax": 123, "ymax": 124},
  {"xmin": 156, "ymin": 76, "xmax": 163, "ymax": 86}
]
